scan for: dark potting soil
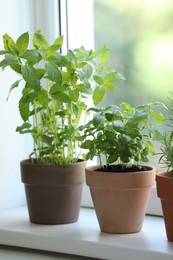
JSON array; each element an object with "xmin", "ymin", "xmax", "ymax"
[{"xmin": 96, "ymin": 164, "xmax": 153, "ymax": 173}]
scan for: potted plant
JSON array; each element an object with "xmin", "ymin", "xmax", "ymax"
[
  {"xmin": 156, "ymin": 93, "xmax": 173, "ymax": 241},
  {"xmin": 79, "ymin": 102, "xmax": 165, "ymax": 233},
  {"xmin": 0, "ymin": 30, "xmax": 119, "ymax": 224}
]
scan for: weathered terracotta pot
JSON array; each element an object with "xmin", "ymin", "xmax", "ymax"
[
  {"xmin": 86, "ymin": 165, "xmax": 155, "ymax": 234},
  {"xmin": 156, "ymin": 172, "xmax": 173, "ymax": 241},
  {"xmin": 21, "ymin": 159, "xmax": 86, "ymax": 224}
]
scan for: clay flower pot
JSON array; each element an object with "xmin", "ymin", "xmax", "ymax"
[
  {"xmin": 86, "ymin": 165, "xmax": 155, "ymax": 234},
  {"xmin": 21, "ymin": 159, "xmax": 86, "ymax": 224},
  {"xmin": 156, "ymin": 172, "xmax": 173, "ymax": 241}
]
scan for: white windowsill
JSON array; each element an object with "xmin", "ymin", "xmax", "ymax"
[{"xmin": 0, "ymin": 206, "xmax": 173, "ymax": 260}]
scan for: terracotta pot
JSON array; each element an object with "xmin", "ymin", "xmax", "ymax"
[
  {"xmin": 86, "ymin": 165, "xmax": 155, "ymax": 234},
  {"xmin": 21, "ymin": 159, "xmax": 86, "ymax": 224},
  {"xmin": 156, "ymin": 172, "xmax": 173, "ymax": 241}
]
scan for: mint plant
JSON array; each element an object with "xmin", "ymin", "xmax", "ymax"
[
  {"xmin": 0, "ymin": 30, "xmax": 119, "ymax": 164},
  {"xmin": 79, "ymin": 102, "xmax": 166, "ymax": 170}
]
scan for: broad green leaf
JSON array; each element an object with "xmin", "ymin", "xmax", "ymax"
[
  {"xmin": 105, "ymin": 112, "xmax": 114, "ymax": 121},
  {"xmin": 99, "ymin": 45, "xmax": 109, "ymax": 63},
  {"xmin": 52, "ymin": 92, "xmax": 71, "ymax": 103},
  {"xmin": 16, "ymin": 32, "xmax": 29, "ymax": 55},
  {"xmin": 104, "ymin": 72, "xmax": 117, "ymax": 83},
  {"xmin": 107, "ymin": 153, "xmax": 118, "ymax": 164},
  {"xmin": 103, "ymin": 83, "xmax": 115, "ymax": 91},
  {"xmin": 46, "ymin": 44, "xmax": 61, "ymax": 57},
  {"xmin": 19, "ymin": 97, "xmax": 30, "ymax": 121},
  {"xmin": 77, "ymin": 84, "xmax": 92, "ymax": 94},
  {"xmin": 130, "ymin": 110, "xmax": 148, "ymax": 125},
  {"xmin": 151, "ymin": 111, "xmax": 164, "ymax": 125},
  {"xmin": 80, "ymin": 140, "xmax": 93, "ymax": 149},
  {"xmin": 69, "ymin": 89, "xmax": 79, "ymax": 102},
  {"xmin": 93, "ymin": 115, "xmax": 105, "ymax": 127},
  {"xmin": 67, "ymin": 50, "xmax": 77, "ymax": 66},
  {"xmin": 82, "ymin": 64, "xmax": 93, "ymax": 78},
  {"xmin": 33, "ymin": 30, "xmax": 49, "ymax": 50},
  {"xmin": 120, "ymin": 102, "xmax": 131, "ymax": 110},
  {"xmin": 21, "ymin": 65, "xmax": 40, "ymax": 90},
  {"xmin": 93, "ymin": 86, "xmax": 106, "ymax": 106},
  {"xmin": 53, "ymin": 35, "xmax": 63, "ymax": 46},
  {"xmin": 16, "ymin": 122, "xmax": 31, "ymax": 132},
  {"xmin": 36, "ymin": 68, "xmax": 45, "ymax": 79},
  {"xmin": 41, "ymin": 135, "xmax": 52, "ymax": 146},
  {"xmin": 62, "ymin": 71, "xmax": 69, "ymax": 85},
  {"xmin": 38, "ymin": 89, "xmax": 49, "ymax": 108},
  {"xmin": 3, "ymin": 34, "xmax": 17, "ymax": 54},
  {"xmin": 45, "ymin": 62, "xmax": 62, "ymax": 85},
  {"xmin": 21, "ymin": 49, "xmax": 40, "ymax": 65},
  {"xmin": 93, "ymin": 75, "xmax": 103, "ymax": 85},
  {"xmin": 146, "ymin": 140, "xmax": 155, "ymax": 154}
]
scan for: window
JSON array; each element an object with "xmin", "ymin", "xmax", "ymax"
[{"xmin": 65, "ymin": 0, "xmax": 173, "ymax": 215}]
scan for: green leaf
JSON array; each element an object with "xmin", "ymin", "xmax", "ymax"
[
  {"xmin": 67, "ymin": 50, "xmax": 77, "ymax": 66},
  {"xmin": 93, "ymin": 75, "xmax": 103, "ymax": 85},
  {"xmin": 6, "ymin": 80, "xmax": 21, "ymax": 100},
  {"xmin": 21, "ymin": 65, "xmax": 40, "ymax": 90},
  {"xmin": 93, "ymin": 86, "xmax": 106, "ymax": 106},
  {"xmin": 80, "ymin": 140, "xmax": 93, "ymax": 149},
  {"xmin": 52, "ymin": 92, "xmax": 71, "ymax": 103},
  {"xmin": 16, "ymin": 122, "xmax": 31, "ymax": 132},
  {"xmin": 53, "ymin": 35, "xmax": 63, "ymax": 46},
  {"xmin": 45, "ymin": 62, "xmax": 62, "ymax": 85},
  {"xmin": 77, "ymin": 84, "xmax": 92, "ymax": 94},
  {"xmin": 131, "ymin": 110, "xmax": 148, "ymax": 125},
  {"xmin": 99, "ymin": 45, "xmax": 109, "ymax": 63},
  {"xmin": 16, "ymin": 32, "xmax": 29, "ymax": 55},
  {"xmin": 105, "ymin": 112, "xmax": 114, "ymax": 121},
  {"xmin": 151, "ymin": 111, "xmax": 164, "ymax": 125},
  {"xmin": 21, "ymin": 49, "xmax": 40, "ymax": 65},
  {"xmin": 69, "ymin": 89, "xmax": 79, "ymax": 102},
  {"xmin": 107, "ymin": 153, "xmax": 118, "ymax": 164},
  {"xmin": 93, "ymin": 115, "xmax": 105, "ymax": 127},
  {"xmin": 33, "ymin": 30, "xmax": 49, "ymax": 50},
  {"xmin": 104, "ymin": 72, "xmax": 117, "ymax": 83},
  {"xmin": 103, "ymin": 83, "xmax": 115, "ymax": 91},
  {"xmin": 19, "ymin": 97, "xmax": 30, "ymax": 121},
  {"xmin": 3, "ymin": 34, "xmax": 17, "ymax": 53},
  {"xmin": 82, "ymin": 64, "xmax": 93, "ymax": 78},
  {"xmin": 41, "ymin": 135, "xmax": 52, "ymax": 146},
  {"xmin": 46, "ymin": 45, "xmax": 61, "ymax": 57},
  {"xmin": 38, "ymin": 89, "xmax": 49, "ymax": 108},
  {"xmin": 120, "ymin": 102, "xmax": 131, "ymax": 110}
]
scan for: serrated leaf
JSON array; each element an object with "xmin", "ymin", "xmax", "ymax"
[
  {"xmin": 38, "ymin": 89, "xmax": 49, "ymax": 108},
  {"xmin": 6, "ymin": 80, "xmax": 21, "ymax": 100},
  {"xmin": 16, "ymin": 122, "xmax": 31, "ymax": 132},
  {"xmin": 21, "ymin": 49, "xmax": 40, "ymax": 65},
  {"xmin": 16, "ymin": 32, "xmax": 29, "ymax": 55},
  {"xmin": 45, "ymin": 62, "xmax": 62, "ymax": 85}
]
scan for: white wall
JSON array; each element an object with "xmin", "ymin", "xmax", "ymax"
[{"xmin": 0, "ymin": 0, "xmax": 60, "ymax": 210}]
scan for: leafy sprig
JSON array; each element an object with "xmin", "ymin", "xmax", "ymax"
[
  {"xmin": 79, "ymin": 102, "xmax": 166, "ymax": 169},
  {"xmin": 0, "ymin": 30, "xmax": 119, "ymax": 164}
]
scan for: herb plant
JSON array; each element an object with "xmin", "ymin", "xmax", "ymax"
[
  {"xmin": 79, "ymin": 102, "xmax": 165, "ymax": 170},
  {"xmin": 157, "ymin": 93, "xmax": 173, "ymax": 177},
  {"xmin": 0, "ymin": 30, "xmax": 119, "ymax": 164}
]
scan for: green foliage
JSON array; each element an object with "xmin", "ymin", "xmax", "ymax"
[
  {"xmin": 79, "ymin": 102, "xmax": 165, "ymax": 169},
  {"xmin": 0, "ymin": 30, "xmax": 119, "ymax": 164},
  {"xmin": 157, "ymin": 93, "xmax": 173, "ymax": 177}
]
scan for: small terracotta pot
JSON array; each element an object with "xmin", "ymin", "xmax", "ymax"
[
  {"xmin": 21, "ymin": 159, "xmax": 86, "ymax": 224},
  {"xmin": 86, "ymin": 165, "xmax": 155, "ymax": 234},
  {"xmin": 156, "ymin": 172, "xmax": 173, "ymax": 241}
]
